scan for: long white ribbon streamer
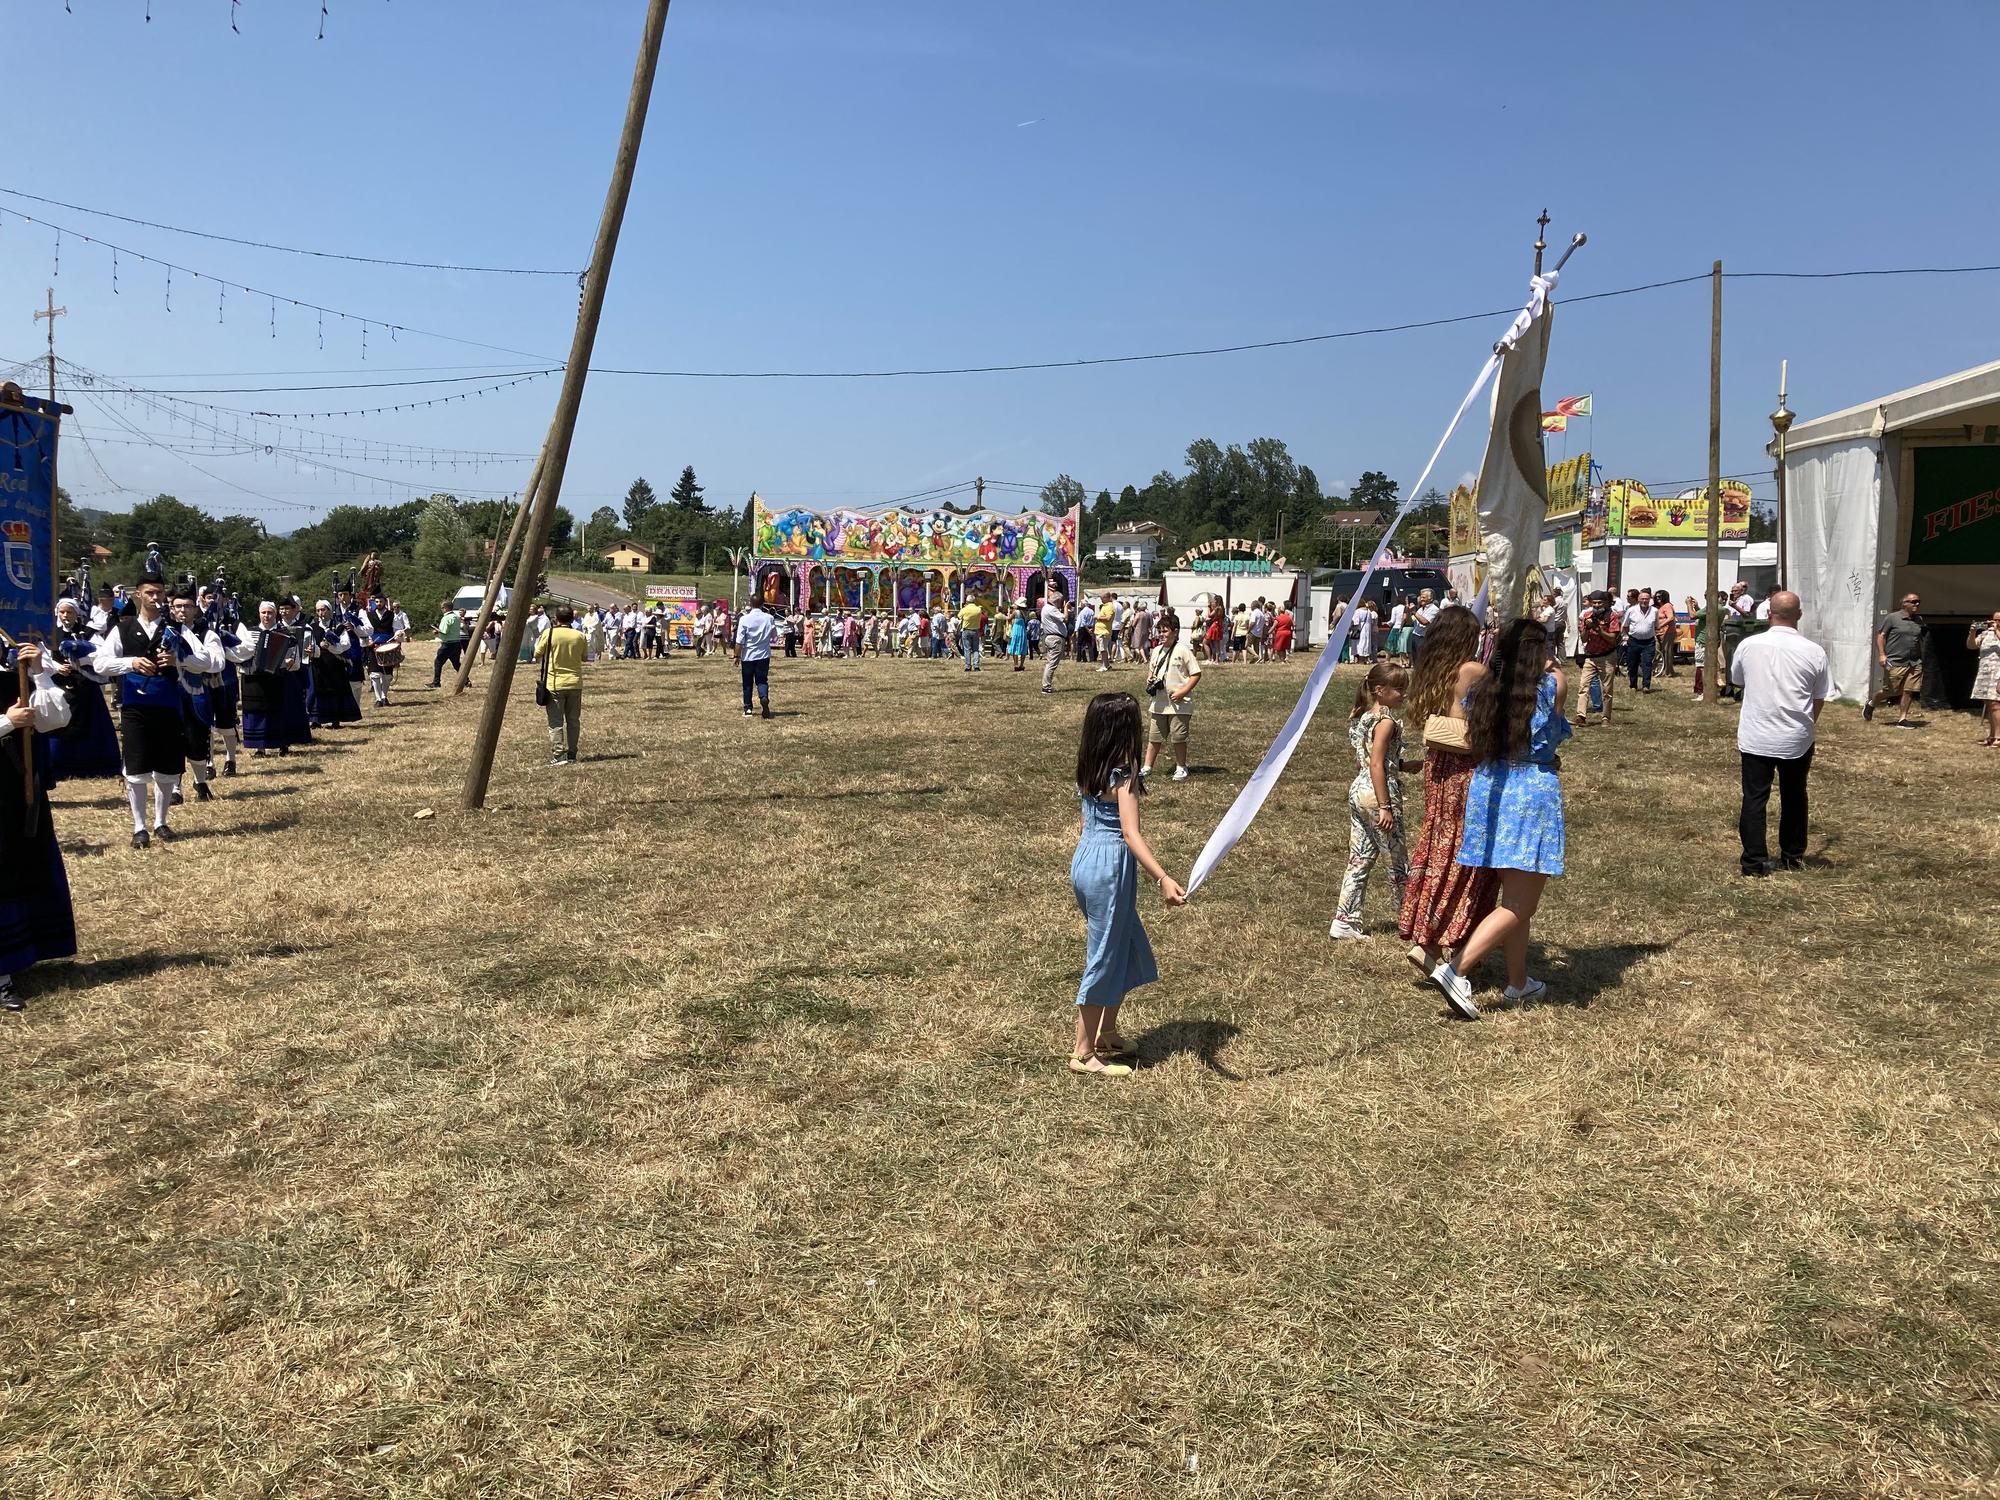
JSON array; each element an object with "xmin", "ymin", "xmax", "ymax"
[{"xmin": 1184, "ymin": 271, "xmax": 1558, "ymax": 896}]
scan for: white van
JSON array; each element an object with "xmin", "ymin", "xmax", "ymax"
[{"xmin": 450, "ymin": 583, "xmax": 508, "ymax": 617}]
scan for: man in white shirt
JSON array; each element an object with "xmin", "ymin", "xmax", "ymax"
[
  {"xmin": 1038, "ymin": 587, "xmax": 1068, "ymax": 693},
  {"xmin": 1727, "ymin": 582, "xmax": 1756, "ymax": 618},
  {"xmin": 734, "ymin": 599, "xmax": 778, "ymax": 718},
  {"xmin": 1729, "ymin": 591, "xmax": 1829, "ymax": 876},
  {"xmin": 1621, "ymin": 592, "xmax": 1659, "ymax": 692}
]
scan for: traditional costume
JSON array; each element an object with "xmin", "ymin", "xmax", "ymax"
[
  {"xmin": 168, "ymin": 587, "xmax": 227, "ymax": 805},
  {"xmin": 364, "ymin": 598, "xmax": 402, "ymax": 707},
  {"xmin": 91, "ymin": 579, "xmax": 209, "ymax": 847},
  {"xmin": 275, "ymin": 601, "xmax": 316, "ymax": 747},
  {"xmin": 239, "ymin": 605, "xmax": 303, "ymax": 757},
  {"xmin": 306, "ymin": 602, "xmax": 364, "ymax": 728},
  {"xmin": 200, "ymin": 588, "xmax": 245, "ymax": 775},
  {"xmin": 0, "ymin": 647, "xmax": 76, "ymax": 1011},
  {"xmin": 47, "ymin": 604, "xmax": 122, "ymax": 785}
]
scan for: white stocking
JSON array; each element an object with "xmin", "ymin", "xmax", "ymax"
[
  {"xmin": 151, "ymin": 773, "xmax": 177, "ymax": 827},
  {"xmin": 125, "ymin": 776, "xmax": 149, "ymax": 833},
  {"xmin": 219, "ymin": 728, "xmax": 240, "ymax": 763}
]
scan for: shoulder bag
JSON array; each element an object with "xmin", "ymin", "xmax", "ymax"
[{"xmin": 534, "ymin": 631, "xmax": 554, "ymax": 706}]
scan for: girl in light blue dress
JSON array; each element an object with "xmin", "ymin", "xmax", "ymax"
[
  {"xmin": 1069, "ymin": 692, "xmax": 1186, "ymax": 1076},
  {"xmin": 1430, "ymin": 617, "xmax": 1571, "ymax": 1021}
]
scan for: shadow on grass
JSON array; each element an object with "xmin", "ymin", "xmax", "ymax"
[
  {"xmin": 25, "ymin": 939, "xmax": 332, "ymax": 996},
  {"xmin": 610, "ymin": 785, "xmax": 947, "ymax": 811},
  {"xmin": 172, "ymin": 812, "xmax": 302, "ymax": 842},
  {"xmin": 1133, "ymin": 1018, "xmax": 1242, "ymax": 1079}
]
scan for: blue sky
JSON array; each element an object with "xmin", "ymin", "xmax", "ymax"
[{"xmin": 8, "ymin": 0, "xmax": 1999, "ymax": 529}]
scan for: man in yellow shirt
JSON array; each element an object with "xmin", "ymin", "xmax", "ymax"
[
  {"xmin": 532, "ymin": 604, "xmax": 589, "ymax": 765},
  {"xmin": 957, "ymin": 597, "xmax": 987, "ymax": 673}
]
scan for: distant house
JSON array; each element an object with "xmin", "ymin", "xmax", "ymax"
[
  {"xmin": 1093, "ymin": 520, "xmax": 1167, "ymax": 579},
  {"xmin": 1326, "ymin": 509, "xmax": 1386, "ymax": 530},
  {"xmin": 600, "ymin": 538, "xmax": 654, "ymax": 571}
]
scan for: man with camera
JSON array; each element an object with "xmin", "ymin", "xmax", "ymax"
[{"xmin": 1142, "ymin": 612, "xmax": 1202, "ymax": 782}]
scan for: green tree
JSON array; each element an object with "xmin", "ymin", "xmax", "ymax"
[
  {"xmin": 584, "ymin": 506, "xmax": 621, "ymax": 555},
  {"xmin": 670, "ymin": 465, "xmax": 708, "ymax": 514},
  {"xmin": 412, "ymin": 494, "xmax": 473, "ymax": 574},
  {"xmin": 1392, "ymin": 487, "xmax": 1451, "ymax": 558},
  {"xmin": 109, "ymin": 494, "xmax": 219, "ymax": 567},
  {"xmin": 1350, "ymin": 470, "xmax": 1399, "ymax": 517},
  {"xmin": 1113, "ymin": 484, "xmax": 1141, "ymax": 523},
  {"xmin": 1039, "ymin": 473, "xmax": 1086, "ymax": 517},
  {"xmin": 623, "ymin": 476, "xmax": 658, "ymax": 533},
  {"xmin": 548, "ymin": 506, "xmax": 575, "ymax": 551}
]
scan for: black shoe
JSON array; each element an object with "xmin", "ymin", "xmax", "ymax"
[
  {"xmin": 170, "ymin": 789, "xmax": 184, "ymax": 807},
  {"xmin": 253, "ymin": 749, "xmax": 266, "ymax": 759},
  {"xmin": 1862, "ymin": 699, "xmax": 1875, "ymax": 721},
  {"xmin": 194, "ymin": 781, "xmax": 213, "ymax": 802},
  {"xmin": 154, "ymin": 825, "xmax": 175, "ymax": 844},
  {"xmin": 1741, "ymin": 859, "xmax": 1771, "ymax": 877},
  {"xmin": 1, "ymin": 988, "xmax": 21, "ymax": 1012},
  {"xmin": 761, "ymin": 706, "xmax": 773, "ymax": 719},
  {"xmin": 223, "ymin": 762, "xmax": 238, "ymax": 777},
  {"xmin": 131, "ymin": 829, "xmax": 150, "ymax": 850},
  {"xmin": 1780, "ymin": 857, "xmax": 1805, "ymax": 871}
]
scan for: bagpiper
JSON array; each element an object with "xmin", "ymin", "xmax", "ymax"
[
  {"xmin": 168, "ymin": 582, "xmax": 227, "ymax": 805},
  {"xmin": 90, "ymin": 565, "xmax": 204, "ymax": 847},
  {"xmin": 198, "ymin": 582, "xmax": 244, "ymax": 776}
]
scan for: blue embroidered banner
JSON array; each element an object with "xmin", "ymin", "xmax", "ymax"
[{"xmin": 0, "ymin": 389, "xmax": 64, "ymax": 643}]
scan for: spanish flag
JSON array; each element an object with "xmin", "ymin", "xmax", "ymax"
[{"xmin": 1540, "ymin": 413, "xmax": 1568, "ymax": 433}]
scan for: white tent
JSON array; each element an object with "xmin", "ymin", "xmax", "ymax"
[{"xmin": 1774, "ymin": 358, "xmax": 2000, "ymax": 701}]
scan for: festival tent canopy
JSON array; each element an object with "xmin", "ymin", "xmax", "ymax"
[{"xmin": 1773, "ymin": 358, "xmax": 2000, "ymax": 701}]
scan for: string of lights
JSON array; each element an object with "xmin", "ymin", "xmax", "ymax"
[
  {"xmin": 0, "ymin": 186, "xmax": 580, "ymax": 277},
  {"xmin": 58, "ymin": 359, "xmax": 540, "ymax": 461},
  {"xmin": 0, "ymin": 206, "xmax": 558, "ymax": 362}
]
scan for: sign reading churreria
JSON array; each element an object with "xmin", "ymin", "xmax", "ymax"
[{"xmin": 1171, "ymin": 538, "xmax": 1289, "ymax": 573}]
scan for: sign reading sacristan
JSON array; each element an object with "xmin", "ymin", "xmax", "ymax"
[{"xmin": 0, "ymin": 385, "xmax": 65, "ymax": 644}]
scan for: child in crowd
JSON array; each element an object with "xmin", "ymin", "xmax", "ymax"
[
  {"xmin": 1070, "ymin": 692, "xmax": 1185, "ymax": 1077},
  {"xmin": 1330, "ymin": 662, "xmax": 1415, "ymax": 940},
  {"xmin": 1432, "ymin": 618, "xmax": 1571, "ymax": 1019}
]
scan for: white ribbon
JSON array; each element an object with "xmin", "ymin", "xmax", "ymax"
[{"xmin": 1184, "ymin": 271, "xmax": 1558, "ymax": 897}]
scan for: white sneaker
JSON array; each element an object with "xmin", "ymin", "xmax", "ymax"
[
  {"xmin": 1503, "ymin": 977, "xmax": 1548, "ymax": 1006},
  {"xmin": 1431, "ymin": 961, "xmax": 1480, "ymax": 1020},
  {"xmin": 1171, "ymin": 766, "xmax": 1188, "ymax": 781},
  {"xmin": 1327, "ymin": 918, "xmax": 1367, "ymax": 941}
]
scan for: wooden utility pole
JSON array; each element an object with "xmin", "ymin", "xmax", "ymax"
[
  {"xmin": 33, "ymin": 289, "xmax": 66, "ymax": 403},
  {"xmin": 460, "ymin": 0, "xmax": 672, "ymax": 808},
  {"xmin": 974, "ymin": 476, "xmax": 984, "ymax": 509},
  {"xmin": 1702, "ymin": 259, "xmax": 1723, "ymax": 703},
  {"xmin": 452, "ymin": 456, "xmax": 544, "ymax": 694}
]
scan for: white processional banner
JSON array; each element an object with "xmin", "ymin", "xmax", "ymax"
[
  {"xmin": 1473, "ymin": 304, "xmax": 1552, "ymax": 626},
  {"xmin": 1185, "ymin": 269, "xmax": 1561, "ymax": 895}
]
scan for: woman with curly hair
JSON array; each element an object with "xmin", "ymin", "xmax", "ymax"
[
  {"xmin": 1430, "ymin": 617, "xmax": 1571, "ymax": 1020},
  {"xmin": 1396, "ymin": 605, "xmax": 1497, "ymax": 975}
]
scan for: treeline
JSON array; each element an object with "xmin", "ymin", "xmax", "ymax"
[
  {"xmin": 1039, "ymin": 437, "xmax": 1434, "ymax": 574},
  {"xmin": 576, "ymin": 466, "xmax": 752, "ymax": 573},
  {"xmin": 56, "ymin": 489, "xmax": 579, "ymax": 606}
]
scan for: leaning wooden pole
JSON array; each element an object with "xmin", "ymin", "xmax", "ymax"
[
  {"xmin": 461, "ymin": 0, "xmax": 672, "ymax": 808},
  {"xmin": 452, "ymin": 454, "xmax": 544, "ymax": 695},
  {"xmin": 1701, "ymin": 258, "xmax": 1723, "ymax": 703}
]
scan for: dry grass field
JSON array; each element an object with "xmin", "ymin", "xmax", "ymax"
[{"xmin": 6, "ymin": 642, "xmax": 1997, "ymax": 1498}]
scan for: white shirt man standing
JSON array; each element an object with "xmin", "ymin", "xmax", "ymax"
[{"xmin": 1729, "ymin": 590, "xmax": 1829, "ymax": 876}]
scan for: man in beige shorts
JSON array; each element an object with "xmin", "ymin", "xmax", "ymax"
[
  {"xmin": 1863, "ymin": 592, "xmax": 1928, "ymax": 728},
  {"xmin": 1142, "ymin": 613, "xmax": 1201, "ymax": 782}
]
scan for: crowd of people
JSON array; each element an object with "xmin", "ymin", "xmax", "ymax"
[
  {"xmin": 1061, "ymin": 573, "xmax": 1931, "ymax": 1069},
  {"xmin": 12, "ymin": 559, "xmax": 1993, "ymax": 1038},
  {"xmin": 3, "ymin": 562, "xmax": 422, "ymax": 1012}
]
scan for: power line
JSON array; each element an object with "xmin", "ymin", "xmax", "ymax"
[
  {"xmin": 0, "ymin": 207, "xmax": 558, "ymax": 362},
  {"xmin": 0, "ymin": 186, "xmax": 582, "ymax": 277}
]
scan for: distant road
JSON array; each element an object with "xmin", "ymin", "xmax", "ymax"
[{"xmin": 546, "ymin": 575, "xmax": 641, "ymax": 610}]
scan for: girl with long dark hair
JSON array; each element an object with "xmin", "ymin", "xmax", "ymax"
[
  {"xmin": 1069, "ymin": 692, "xmax": 1185, "ymax": 1076},
  {"xmin": 1396, "ymin": 604, "xmax": 1498, "ymax": 974},
  {"xmin": 1430, "ymin": 617, "xmax": 1571, "ymax": 1019}
]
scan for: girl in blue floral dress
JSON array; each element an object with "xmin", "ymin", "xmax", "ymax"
[
  {"xmin": 1069, "ymin": 692, "xmax": 1186, "ymax": 1076},
  {"xmin": 1430, "ymin": 617, "xmax": 1571, "ymax": 1020}
]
